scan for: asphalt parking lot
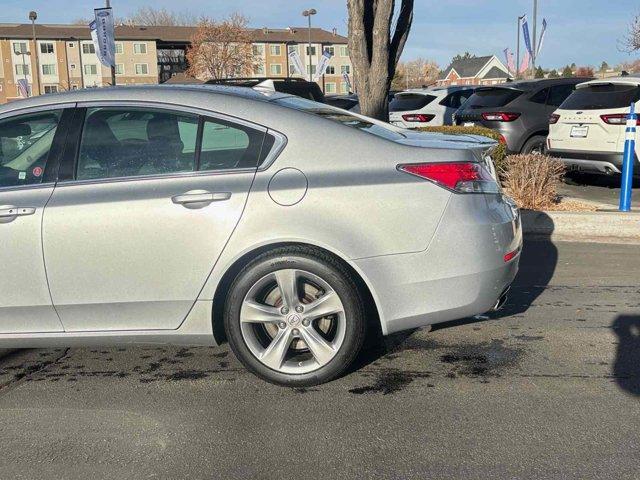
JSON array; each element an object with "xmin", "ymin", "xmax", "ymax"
[
  {"xmin": 0, "ymin": 241, "xmax": 638, "ymax": 480},
  {"xmin": 560, "ymin": 173, "xmax": 640, "ymax": 209}
]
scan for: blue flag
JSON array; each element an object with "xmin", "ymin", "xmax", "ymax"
[{"xmin": 522, "ymin": 15, "xmax": 533, "ymax": 58}]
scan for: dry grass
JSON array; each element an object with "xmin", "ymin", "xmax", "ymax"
[{"xmin": 501, "ymin": 154, "xmax": 566, "ymax": 210}]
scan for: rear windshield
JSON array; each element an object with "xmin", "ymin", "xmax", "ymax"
[
  {"xmin": 272, "ymin": 96, "xmax": 405, "ymax": 141},
  {"xmin": 559, "ymin": 84, "xmax": 640, "ymax": 110},
  {"xmin": 389, "ymin": 94, "xmax": 436, "ymax": 112},
  {"xmin": 462, "ymin": 88, "xmax": 523, "ymax": 109}
]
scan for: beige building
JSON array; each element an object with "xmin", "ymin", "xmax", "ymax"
[{"xmin": 0, "ymin": 23, "xmax": 352, "ymax": 103}]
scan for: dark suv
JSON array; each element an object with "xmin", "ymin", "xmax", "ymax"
[
  {"xmin": 205, "ymin": 77, "xmax": 325, "ymax": 103},
  {"xmin": 454, "ymin": 78, "xmax": 593, "ymax": 153}
]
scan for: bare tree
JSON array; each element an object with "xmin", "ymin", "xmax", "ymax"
[
  {"xmin": 347, "ymin": 0, "xmax": 414, "ymax": 120},
  {"xmin": 186, "ymin": 14, "xmax": 257, "ymax": 81},
  {"xmin": 393, "ymin": 57, "xmax": 439, "ymax": 89},
  {"xmin": 620, "ymin": 13, "xmax": 640, "ymax": 52},
  {"xmin": 122, "ymin": 7, "xmax": 200, "ymax": 26}
]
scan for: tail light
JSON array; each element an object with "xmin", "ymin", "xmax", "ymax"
[
  {"xmin": 398, "ymin": 162, "xmax": 501, "ymax": 194},
  {"xmin": 498, "ymin": 134, "xmax": 507, "ymax": 145},
  {"xmin": 549, "ymin": 114, "xmax": 560, "ymax": 124},
  {"xmin": 481, "ymin": 112, "xmax": 520, "ymax": 122},
  {"xmin": 402, "ymin": 113, "xmax": 435, "ymax": 123},
  {"xmin": 600, "ymin": 113, "xmax": 640, "ymax": 125}
]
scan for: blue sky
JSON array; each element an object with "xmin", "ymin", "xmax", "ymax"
[{"xmin": 3, "ymin": 0, "xmax": 640, "ymax": 69}]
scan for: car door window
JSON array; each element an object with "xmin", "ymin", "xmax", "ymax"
[
  {"xmin": 198, "ymin": 117, "xmax": 266, "ymax": 171},
  {"xmin": 547, "ymin": 84, "xmax": 576, "ymax": 107},
  {"xmin": 0, "ymin": 110, "xmax": 62, "ymax": 187},
  {"xmin": 529, "ymin": 88, "xmax": 549, "ymax": 104},
  {"xmin": 77, "ymin": 107, "xmax": 199, "ymax": 180}
]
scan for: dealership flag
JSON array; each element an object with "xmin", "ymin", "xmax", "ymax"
[
  {"xmin": 503, "ymin": 48, "xmax": 515, "ymax": 73},
  {"xmin": 519, "ymin": 51, "xmax": 530, "ymax": 74},
  {"xmin": 288, "ymin": 49, "xmax": 306, "ymax": 75},
  {"xmin": 522, "ymin": 15, "xmax": 533, "ymax": 58},
  {"xmin": 17, "ymin": 78, "xmax": 29, "ymax": 97},
  {"xmin": 342, "ymin": 73, "xmax": 352, "ymax": 92},
  {"xmin": 313, "ymin": 49, "xmax": 334, "ymax": 81},
  {"xmin": 536, "ymin": 18, "xmax": 548, "ymax": 57},
  {"xmin": 91, "ymin": 7, "xmax": 116, "ymax": 68}
]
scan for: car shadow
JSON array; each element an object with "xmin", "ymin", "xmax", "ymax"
[{"xmin": 611, "ymin": 314, "xmax": 640, "ymax": 396}]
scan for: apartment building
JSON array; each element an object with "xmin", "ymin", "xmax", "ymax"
[{"xmin": 0, "ymin": 23, "xmax": 352, "ymax": 103}]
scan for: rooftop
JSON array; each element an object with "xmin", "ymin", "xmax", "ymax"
[{"xmin": 0, "ymin": 23, "xmax": 348, "ymax": 44}]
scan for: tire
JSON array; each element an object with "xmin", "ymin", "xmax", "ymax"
[
  {"xmin": 521, "ymin": 135, "xmax": 547, "ymax": 155},
  {"xmin": 224, "ymin": 246, "xmax": 366, "ymax": 387}
]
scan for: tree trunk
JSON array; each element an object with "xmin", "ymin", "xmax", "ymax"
[{"xmin": 347, "ymin": 0, "xmax": 414, "ymax": 121}]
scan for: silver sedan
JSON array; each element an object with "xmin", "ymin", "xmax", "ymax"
[{"xmin": 0, "ymin": 85, "xmax": 521, "ymax": 386}]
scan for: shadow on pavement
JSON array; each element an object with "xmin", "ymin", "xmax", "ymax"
[{"xmin": 612, "ymin": 315, "xmax": 640, "ymax": 396}]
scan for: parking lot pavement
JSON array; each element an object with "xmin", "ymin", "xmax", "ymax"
[
  {"xmin": 0, "ymin": 241, "xmax": 639, "ymax": 480},
  {"xmin": 559, "ymin": 173, "xmax": 640, "ymax": 209}
]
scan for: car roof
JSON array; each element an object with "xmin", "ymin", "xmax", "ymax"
[
  {"xmin": 576, "ymin": 76, "xmax": 640, "ymax": 88},
  {"xmin": 0, "ymin": 84, "xmax": 293, "ymax": 115},
  {"xmin": 476, "ymin": 77, "xmax": 593, "ymax": 92}
]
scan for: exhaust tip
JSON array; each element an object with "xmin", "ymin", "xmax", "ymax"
[{"xmin": 492, "ymin": 287, "xmax": 510, "ymax": 311}]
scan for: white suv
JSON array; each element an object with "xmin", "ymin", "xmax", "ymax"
[
  {"xmin": 548, "ymin": 77, "xmax": 640, "ymax": 176},
  {"xmin": 389, "ymin": 86, "xmax": 477, "ymax": 128}
]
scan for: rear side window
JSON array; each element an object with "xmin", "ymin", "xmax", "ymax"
[
  {"xmin": 389, "ymin": 94, "xmax": 437, "ymax": 112},
  {"xmin": 559, "ymin": 84, "xmax": 640, "ymax": 110},
  {"xmin": 77, "ymin": 107, "xmax": 199, "ymax": 180},
  {"xmin": 529, "ymin": 88, "xmax": 549, "ymax": 104},
  {"xmin": 547, "ymin": 84, "xmax": 576, "ymax": 107},
  {"xmin": 0, "ymin": 110, "xmax": 62, "ymax": 187},
  {"xmin": 463, "ymin": 88, "xmax": 523, "ymax": 109},
  {"xmin": 199, "ymin": 118, "xmax": 266, "ymax": 171}
]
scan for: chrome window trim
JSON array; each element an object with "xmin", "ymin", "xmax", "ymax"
[
  {"xmin": 0, "ymin": 182, "xmax": 56, "ymax": 193},
  {"xmin": 56, "ymin": 167, "xmax": 258, "ymax": 189},
  {"xmin": 258, "ymin": 129, "xmax": 288, "ymax": 171}
]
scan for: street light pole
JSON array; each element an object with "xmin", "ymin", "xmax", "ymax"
[
  {"xmin": 531, "ymin": 0, "xmax": 538, "ymax": 77},
  {"xmin": 29, "ymin": 11, "xmax": 41, "ymax": 96},
  {"xmin": 302, "ymin": 9, "xmax": 317, "ymax": 82},
  {"xmin": 106, "ymin": 0, "xmax": 116, "ymax": 86}
]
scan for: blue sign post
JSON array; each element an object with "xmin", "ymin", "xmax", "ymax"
[{"xmin": 619, "ymin": 103, "xmax": 636, "ymax": 212}]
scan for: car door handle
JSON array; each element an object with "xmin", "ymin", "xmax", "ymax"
[
  {"xmin": 171, "ymin": 191, "xmax": 231, "ymax": 207},
  {"xmin": 0, "ymin": 206, "xmax": 36, "ymax": 218}
]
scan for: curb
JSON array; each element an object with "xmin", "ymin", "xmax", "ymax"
[{"xmin": 521, "ymin": 210, "xmax": 640, "ymax": 244}]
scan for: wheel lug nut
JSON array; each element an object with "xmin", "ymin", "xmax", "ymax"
[
  {"xmin": 295, "ymin": 305, "xmax": 304, "ymax": 313},
  {"xmin": 302, "ymin": 319, "xmax": 310, "ymax": 327},
  {"xmin": 280, "ymin": 307, "xmax": 289, "ymax": 314},
  {"xmin": 292, "ymin": 328, "xmax": 299, "ymax": 336},
  {"xmin": 278, "ymin": 322, "xmax": 287, "ymax": 329}
]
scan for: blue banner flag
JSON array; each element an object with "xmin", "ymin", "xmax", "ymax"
[
  {"xmin": 92, "ymin": 7, "xmax": 116, "ymax": 68},
  {"xmin": 522, "ymin": 15, "xmax": 533, "ymax": 58},
  {"xmin": 536, "ymin": 19, "xmax": 548, "ymax": 57}
]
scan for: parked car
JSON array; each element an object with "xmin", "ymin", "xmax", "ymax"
[
  {"xmin": 324, "ymin": 91, "xmax": 400, "ymax": 113},
  {"xmin": 0, "ymin": 85, "xmax": 521, "ymax": 386},
  {"xmin": 206, "ymin": 77, "xmax": 325, "ymax": 102},
  {"xmin": 389, "ymin": 86, "xmax": 478, "ymax": 127},
  {"xmin": 548, "ymin": 76, "xmax": 640, "ymax": 176},
  {"xmin": 454, "ymin": 78, "xmax": 592, "ymax": 154}
]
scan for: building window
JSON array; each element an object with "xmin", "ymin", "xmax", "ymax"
[
  {"xmin": 252, "ymin": 44, "xmax": 264, "ymax": 56},
  {"xmin": 325, "ymin": 46, "xmax": 335, "ymax": 56},
  {"xmin": 306, "ymin": 46, "xmax": 316, "ymax": 56},
  {"xmin": 270, "ymin": 45, "xmax": 281, "ymax": 56},
  {"xmin": 15, "ymin": 64, "xmax": 30, "ymax": 76},
  {"xmin": 44, "ymin": 85, "xmax": 58, "ymax": 94},
  {"xmin": 254, "ymin": 63, "xmax": 265, "ymax": 75},
  {"xmin": 325, "ymin": 66, "xmax": 335, "ymax": 75},
  {"xmin": 84, "ymin": 64, "xmax": 98, "ymax": 75},
  {"xmin": 40, "ymin": 43, "xmax": 54, "ymax": 54},
  {"xmin": 115, "ymin": 43, "xmax": 123, "ymax": 54},
  {"xmin": 135, "ymin": 63, "xmax": 149, "ymax": 75},
  {"xmin": 307, "ymin": 64, "xmax": 317, "ymax": 75},
  {"xmin": 270, "ymin": 64, "xmax": 282, "ymax": 75},
  {"xmin": 339, "ymin": 46, "xmax": 348, "ymax": 57},
  {"xmin": 133, "ymin": 43, "xmax": 147, "ymax": 54},
  {"xmin": 70, "ymin": 64, "xmax": 76, "ymax": 70},
  {"xmin": 42, "ymin": 64, "xmax": 57, "ymax": 75},
  {"xmin": 325, "ymin": 82, "xmax": 336, "ymax": 93},
  {"xmin": 288, "ymin": 64, "xmax": 297, "ymax": 75},
  {"xmin": 115, "ymin": 64, "xmax": 124, "ymax": 75},
  {"xmin": 340, "ymin": 81, "xmax": 349, "ymax": 93},
  {"xmin": 68, "ymin": 42, "xmax": 75, "ymax": 48},
  {"xmin": 82, "ymin": 43, "xmax": 96, "ymax": 54},
  {"xmin": 13, "ymin": 42, "xmax": 28, "ymax": 54},
  {"xmin": 340, "ymin": 65, "xmax": 351, "ymax": 74},
  {"xmin": 287, "ymin": 44, "xmax": 298, "ymax": 54}
]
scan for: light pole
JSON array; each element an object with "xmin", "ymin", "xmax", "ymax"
[
  {"xmin": 516, "ymin": 15, "xmax": 524, "ymax": 79},
  {"xmin": 29, "ymin": 11, "xmax": 41, "ymax": 96},
  {"xmin": 531, "ymin": 0, "xmax": 538, "ymax": 77},
  {"xmin": 302, "ymin": 9, "xmax": 317, "ymax": 82},
  {"xmin": 106, "ymin": 0, "xmax": 116, "ymax": 86}
]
